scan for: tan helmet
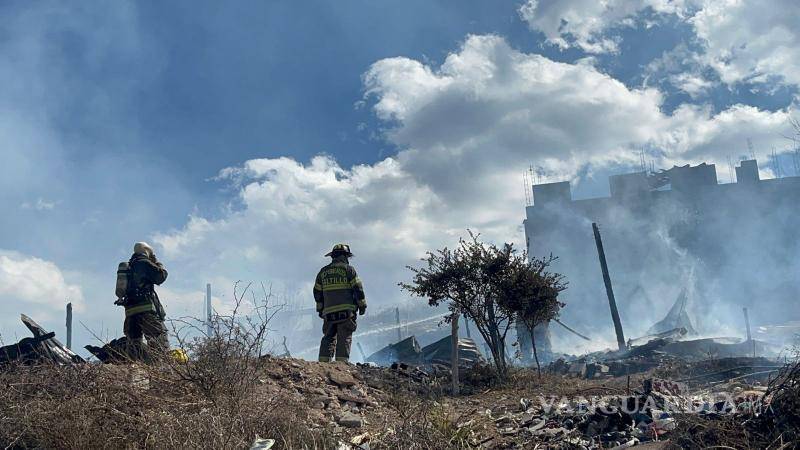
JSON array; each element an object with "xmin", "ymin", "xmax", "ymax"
[
  {"xmin": 133, "ymin": 242, "xmax": 155, "ymax": 258},
  {"xmin": 325, "ymin": 243, "xmax": 353, "ymax": 257}
]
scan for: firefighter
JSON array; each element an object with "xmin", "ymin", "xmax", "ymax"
[
  {"xmin": 314, "ymin": 244, "xmax": 366, "ymax": 362},
  {"xmin": 120, "ymin": 242, "xmax": 169, "ymax": 361}
]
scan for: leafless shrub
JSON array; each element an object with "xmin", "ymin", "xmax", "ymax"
[
  {"xmin": 0, "ymin": 282, "xmax": 338, "ymax": 449},
  {"xmin": 165, "ymin": 282, "xmax": 281, "ymax": 401}
]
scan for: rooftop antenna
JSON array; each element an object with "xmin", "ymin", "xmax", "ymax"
[
  {"xmin": 522, "ymin": 169, "xmax": 532, "ymax": 206},
  {"xmin": 747, "ymin": 138, "xmax": 756, "ymax": 161},
  {"xmin": 771, "ymin": 147, "xmax": 783, "ymax": 178},
  {"xmin": 792, "ymin": 138, "xmax": 800, "ymax": 176},
  {"xmin": 727, "ymin": 155, "xmax": 735, "ymax": 183},
  {"xmin": 794, "ymin": 145, "xmax": 800, "ymax": 177},
  {"xmin": 639, "ymin": 148, "xmax": 647, "ymax": 173}
]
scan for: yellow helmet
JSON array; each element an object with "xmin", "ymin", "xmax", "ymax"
[
  {"xmin": 169, "ymin": 348, "xmax": 189, "ymax": 364},
  {"xmin": 325, "ymin": 243, "xmax": 353, "ymax": 257}
]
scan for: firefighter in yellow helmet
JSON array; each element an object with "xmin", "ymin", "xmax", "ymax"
[{"xmin": 314, "ymin": 244, "xmax": 366, "ymax": 362}]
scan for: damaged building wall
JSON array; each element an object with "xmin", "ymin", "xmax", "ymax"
[{"xmin": 523, "ymin": 161, "xmax": 800, "ymax": 351}]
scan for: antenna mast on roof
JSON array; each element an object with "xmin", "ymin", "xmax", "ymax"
[
  {"xmin": 727, "ymin": 155, "xmax": 735, "ymax": 183},
  {"xmin": 791, "ymin": 137, "xmax": 800, "ymax": 176},
  {"xmin": 522, "ymin": 168, "xmax": 532, "ymax": 207},
  {"xmin": 771, "ymin": 147, "xmax": 783, "ymax": 178},
  {"xmin": 794, "ymin": 144, "xmax": 800, "ymax": 177},
  {"xmin": 639, "ymin": 148, "xmax": 647, "ymax": 173},
  {"xmin": 747, "ymin": 138, "xmax": 756, "ymax": 161}
]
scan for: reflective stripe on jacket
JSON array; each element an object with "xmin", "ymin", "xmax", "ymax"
[
  {"xmin": 313, "ymin": 256, "xmax": 366, "ymax": 315},
  {"xmin": 124, "ymin": 253, "xmax": 168, "ymax": 318}
]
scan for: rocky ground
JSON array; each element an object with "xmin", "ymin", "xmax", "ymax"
[
  {"xmin": 0, "ymin": 354, "xmax": 797, "ymax": 449},
  {"xmin": 215, "ymin": 356, "xmax": 798, "ymax": 449}
]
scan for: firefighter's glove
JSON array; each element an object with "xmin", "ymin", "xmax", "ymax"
[
  {"xmin": 358, "ymin": 306, "xmax": 366, "ymax": 316},
  {"xmin": 318, "ymin": 311, "xmax": 324, "ymax": 319},
  {"xmin": 114, "ymin": 298, "xmax": 126, "ymax": 306}
]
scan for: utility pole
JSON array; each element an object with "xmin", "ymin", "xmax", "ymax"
[
  {"xmin": 743, "ymin": 307, "xmax": 755, "ymax": 357},
  {"xmin": 65, "ymin": 302, "xmax": 73, "ymax": 350},
  {"xmin": 356, "ymin": 342, "xmax": 368, "ymax": 361},
  {"xmin": 206, "ymin": 283, "xmax": 213, "ymax": 337},
  {"xmin": 395, "ymin": 307, "xmax": 402, "ymax": 342},
  {"xmin": 451, "ymin": 313, "xmax": 460, "ymax": 395},
  {"xmin": 463, "ymin": 314, "xmax": 471, "ymax": 339},
  {"xmin": 592, "ymin": 223, "xmax": 626, "ymax": 351}
]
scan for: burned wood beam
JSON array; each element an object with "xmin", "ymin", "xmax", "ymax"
[{"xmin": 592, "ymin": 223, "xmax": 626, "ymax": 351}]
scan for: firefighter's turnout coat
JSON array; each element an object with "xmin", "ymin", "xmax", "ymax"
[
  {"xmin": 124, "ymin": 252, "xmax": 168, "ymax": 319},
  {"xmin": 313, "ymin": 255, "xmax": 366, "ymax": 322}
]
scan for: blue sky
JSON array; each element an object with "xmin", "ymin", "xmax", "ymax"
[{"xmin": 1, "ymin": 1, "xmax": 798, "ymax": 352}]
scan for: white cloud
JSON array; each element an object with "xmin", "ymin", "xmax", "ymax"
[
  {"xmin": 0, "ymin": 250, "xmax": 83, "ymax": 321},
  {"xmin": 519, "ymin": 0, "xmax": 693, "ymax": 54},
  {"xmin": 520, "ymin": 0, "xmax": 800, "ymax": 89},
  {"xmin": 154, "ymin": 155, "xmax": 447, "ymax": 312},
  {"xmin": 690, "ymin": 0, "xmax": 800, "ymax": 86},
  {"xmin": 155, "ymin": 35, "xmax": 796, "ymax": 322},
  {"xmin": 670, "ymin": 73, "xmax": 715, "ymax": 98},
  {"xmin": 20, "ymin": 198, "xmax": 57, "ymax": 211}
]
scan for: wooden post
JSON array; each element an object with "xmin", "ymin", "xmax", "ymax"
[
  {"xmin": 451, "ymin": 313, "xmax": 460, "ymax": 395},
  {"xmin": 743, "ymin": 307, "xmax": 755, "ymax": 357},
  {"xmin": 743, "ymin": 307, "xmax": 752, "ymax": 341},
  {"xmin": 65, "ymin": 302, "xmax": 73, "ymax": 350},
  {"xmin": 592, "ymin": 223, "xmax": 626, "ymax": 351},
  {"xmin": 395, "ymin": 307, "xmax": 402, "ymax": 342},
  {"xmin": 206, "ymin": 283, "xmax": 213, "ymax": 337},
  {"xmin": 356, "ymin": 342, "xmax": 367, "ymax": 361}
]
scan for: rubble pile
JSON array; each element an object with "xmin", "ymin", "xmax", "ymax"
[
  {"xmin": 366, "ymin": 334, "xmax": 485, "ymax": 369},
  {"xmin": 0, "ymin": 315, "xmax": 83, "ymax": 365},
  {"xmin": 548, "ymin": 333, "xmax": 780, "ymax": 380},
  {"xmin": 745, "ymin": 358, "xmax": 800, "ymax": 445}
]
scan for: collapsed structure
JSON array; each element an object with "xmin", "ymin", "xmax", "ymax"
[
  {"xmin": 0, "ymin": 315, "xmax": 83, "ymax": 365},
  {"xmin": 522, "ymin": 160, "xmax": 800, "ymax": 358},
  {"xmin": 365, "ymin": 335, "xmax": 484, "ymax": 369}
]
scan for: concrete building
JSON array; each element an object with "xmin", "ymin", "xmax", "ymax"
[{"xmin": 521, "ymin": 161, "xmax": 800, "ymax": 354}]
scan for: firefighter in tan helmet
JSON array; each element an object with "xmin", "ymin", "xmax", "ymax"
[
  {"xmin": 118, "ymin": 242, "xmax": 169, "ymax": 360},
  {"xmin": 314, "ymin": 244, "xmax": 366, "ymax": 362}
]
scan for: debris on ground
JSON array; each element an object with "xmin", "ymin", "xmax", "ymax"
[
  {"xmin": 366, "ymin": 334, "xmax": 485, "ymax": 370},
  {"xmin": 0, "ymin": 314, "xmax": 84, "ymax": 365},
  {"xmin": 1, "ymin": 312, "xmax": 797, "ymax": 449},
  {"xmin": 548, "ymin": 333, "xmax": 780, "ymax": 380}
]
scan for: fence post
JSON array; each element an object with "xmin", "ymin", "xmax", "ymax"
[
  {"xmin": 451, "ymin": 313, "xmax": 460, "ymax": 395},
  {"xmin": 206, "ymin": 283, "xmax": 212, "ymax": 336},
  {"xmin": 65, "ymin": 302, "xmax": 73, "ymax": 350},
  {"xmin": 395, "ymin": 307, "xmax": 402, "ymax": 342}
]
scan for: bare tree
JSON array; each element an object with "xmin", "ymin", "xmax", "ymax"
[{"xmin": 166, "ymin": 282, "xmax": 283, "ymax": 400}]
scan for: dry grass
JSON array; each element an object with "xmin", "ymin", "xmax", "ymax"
[
  {"xmin": 369, "ymin": 388, "xmax": 477, "ymax": 449},
  {"xmin": 0, "ymin": 358, "xmax": 338, "ymax": 449},
  {"xmin": 667, "ymin": 357, "xmax": 800, "ymax": 450},
  {"xmin": 0, "ymin": 283, "xmax": 340, "ymax": 450}
]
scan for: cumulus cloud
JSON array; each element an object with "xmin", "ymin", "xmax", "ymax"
[
  {"xmin": 690, "ymin": 0, "xmax": 800, "ymax": 86},
  {"xmin": 154, "ymin": 155, "xmax": 446, "ymax": 313},
  {"xmin": 520, "ymin": 0, "xmax": 800, "ymax": 89},
  {"xmin": 519, "ymin": 0, "xmax": 693, "ymax": 54},
  {"xmin": 155, "ymin": 34, "xmax": 795, "ymax": 334},
  {"xmin": 0, "ymin": 250, "xmax": 83, "ymax": 325}
]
